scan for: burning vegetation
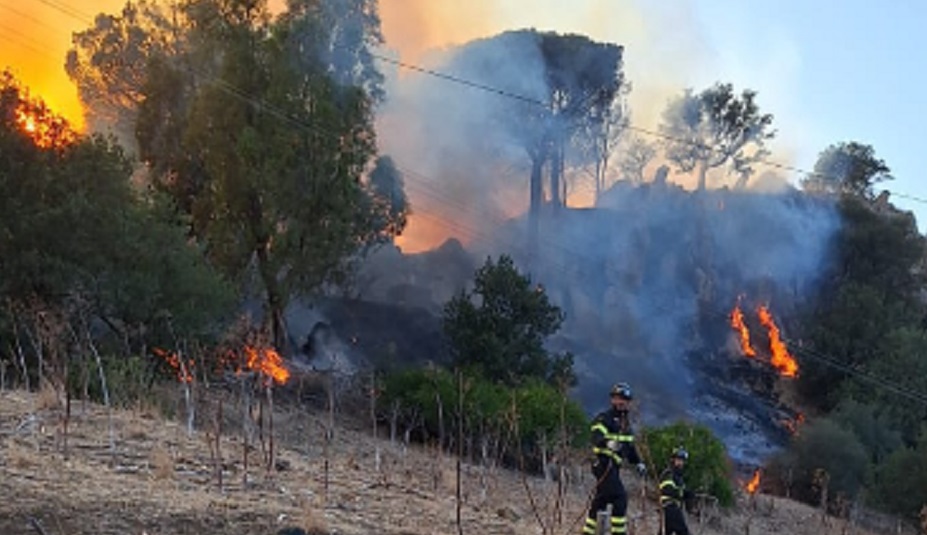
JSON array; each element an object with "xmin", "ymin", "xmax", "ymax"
[
  {"xmin": 729, "ymin": 300, "xmax": 756, "ymax": 358},
  {"xmin": 746, "ymin": 468, "xmax": 762, "ymax": 494},
  {"xmin": 728, "ymin": 300, "xmax": 799, "ymax": 378},
  {"xmin": 756, "ymin": 305, "xmax": 799, "ymax": 378},
  {"xmin": 153, "ymin": 347, "xmax": 195, "ymax": 384}
]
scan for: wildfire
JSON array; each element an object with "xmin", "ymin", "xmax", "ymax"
[
  {"xmin": 746, "ymin": 469, "xmax": 761, "ymax": 494},
  {"xmin": 240, "ymin": 345, "xmax": 291, "ymax": 386},
  {"xmin": 17, "ymin": 109, "xmax": 36, "ymax": 133},
  {"xmin": 12, "ymin": 104, "xmax": 77, "ymax": 148},
  {"xmin": 729, "ymin": 301, "xmax": 757, "ymax": 357},
  {"xmin": 756, "ymin": 305, "xmax": 799, "ymax": 378},
  {"xmin": 153, "ymin": 347, "xmax": 195, "ymax": 384}
]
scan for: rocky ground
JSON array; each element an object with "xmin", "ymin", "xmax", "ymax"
[{"xmin": 0, "ymin": 387, "xmax": 915, "ymax": 535}]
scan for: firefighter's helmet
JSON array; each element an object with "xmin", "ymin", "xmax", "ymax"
[
  {"xmin": 610, "ymin": 382, "xmax": 633, "ymax": 400},
  {"xmin": 672, "ymin": 446, "xmax": 689, "ymax": 461}
]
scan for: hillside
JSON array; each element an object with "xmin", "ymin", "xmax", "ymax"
[{"xmin": 0, "ymin": 388, "xmax": 913, "ymax": 535}]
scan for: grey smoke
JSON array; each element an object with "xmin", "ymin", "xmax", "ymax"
[{"xmin": 373, "ymin": 30, "xmax": 841, "ymax": 461}]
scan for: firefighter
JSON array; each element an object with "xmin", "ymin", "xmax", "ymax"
[
  {"xmin": 658, "ymin": 446, "xmax": 694, "ymax": 535},
  {"xmin": 582, "ymin": 382, "xmax": 647, "ymax": 535}
]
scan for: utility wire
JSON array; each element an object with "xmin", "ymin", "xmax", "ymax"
[{"xmin": 21, "ymin": 0, "xmax": 927, "ymax": 405}]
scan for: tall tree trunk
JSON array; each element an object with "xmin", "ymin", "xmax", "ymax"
[
  {"xmin": 550, "ymin": 139, "xmax": 563, "ymax": 208},
  {"xmin": 256, "ymin": 243, "xmax": 286, "ymax": 352},
  {"xmin": 528, "ymin": 151, "xmax": 544, "ymax": 260},
  {"xmin": 697, "ymin": 159, "xmax": 709, "ymax": 191}
]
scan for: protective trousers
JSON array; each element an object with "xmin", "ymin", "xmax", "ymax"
[
  {"xmin": 660, "ymin": 504, "xmax": 690, "ymax": 535},
  {"xmin": 583, "ymin": 459, "xmax": 627, "ymax": 534}
]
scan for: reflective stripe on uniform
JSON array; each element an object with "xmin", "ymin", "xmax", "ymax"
[
  {"xmin": 592, "ymin": 447, "xmax": 622, "ymax": 465},
  {"xmin": 660, "ymin": 478, "xmax": 683, "ymax": 507},
  {"xmin": 611, "ymin": 515, "xmax": 627, "ymax": 534},
  {"xmin": 582, "ymin": 516, "xmax": 597, "ymax": 534}
]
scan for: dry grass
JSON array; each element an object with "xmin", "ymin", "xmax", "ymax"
[
  {"xmin": 149, "ymin": 443, "xmax": 174, "ymax": 481},
  {"xmin": 0, "ymin": 387, "xmax": 916, "ymax": 535}
]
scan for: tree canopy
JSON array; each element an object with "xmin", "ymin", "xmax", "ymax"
[
  {"xmin": 443, "ymin": 255, "xmax": 573, "ymax": 387},
  {"xmin": 67, "ymin": 0, "xmax": 404, "ymax": 349},
  {"xmin": 660, "ymin": 82, "xmax": 775, "ymax": 190}
]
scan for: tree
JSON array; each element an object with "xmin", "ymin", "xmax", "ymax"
[
  {"xmin": 660, "ymin": 82, "xmax": 775, "ymax": 190},
  {"xmin": 443, "ymin": 255, "xmax": 573, "ymax": 386},
  {"xmin": 771, "ymin": 418, "xmax": 869, "ymax": 508},
  {"xmin": 870, "ymin": 429, "xmax": 927, "ymax": 519},
  {"xmin": 616, "ymin": 135, "xmax": 656, "ymax": 185},
  {"xmin": 360, "ymin": 155, "xmax": 409, "ymax": 246},
  {"xmin": 802, "ymin": 142, "xmax": 893, "ymax": 199},
  {"xmin": 72, "ymin": 0, "xmax": 398, "ymax": 350},
  {"xmin": 442, "ymin": 30, "xmax": 626, "ymax": 245},
  {"xmin": 66, "ymin": 0, "xmax": 176, "ymax": 145},
  {"xmin": 799, "ymin": 196, "xmax": 926, "ymax": 409},
  {"xmin": 0, "ymin": 71, "xmax": 232, "ymax": 357}
]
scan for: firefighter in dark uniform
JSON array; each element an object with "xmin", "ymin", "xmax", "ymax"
[
  {"xmin": 659, "ymin": 447, "xmax": 694, "ymax": 535},
  {"xmin": 582, "ymin": 382, "xmax": 647, "ymax": 535}
]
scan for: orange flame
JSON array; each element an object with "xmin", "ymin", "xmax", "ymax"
[
  {"xmin": 729, "ymin": 301, "xmax": 757, "ymax": 357},
  {"xmin": 153, "ymin": 347, "xmax": 195, "ymax": 384},
  {"xmin": 756, "ymin": 305, "xmax": 799, "ymax": 378},
  {"xmin": 13, "ymin": 104, "xmax": 77, "ymax": 149},
  {"xmin": 242, "ymin": 346, "xmax": 291, "ymax": 386},
  {"xmin": 746, "ymin": 469, "xmax": 761, "ymax": 494}
]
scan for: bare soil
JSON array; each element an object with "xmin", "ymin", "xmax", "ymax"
[{"xmin": 0, "ymin": 388, "xmax": 912, "ymax": 535}]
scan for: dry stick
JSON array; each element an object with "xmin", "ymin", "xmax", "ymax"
[
  {"xmin": 215, "ymin": 397, "xmax": 223, "ymax": 491},
  {"xmin": 324, "ymin": 370, "xmax": 335, "ymax": 504},
  {"xmin": 632, "ymin": 421, "xmax": 658, "ymax": 535},
  {"xmin": 370, "ymin": 370, "xmax": 381, "ymax": 474},
  {"xmin": 10, "ymin": 306, "xmax": 31, "ymax": 391},
  {"xmin": 266, "ymin": 382, "xmax": 275, "ymax": 474},
  {"xmin": 167, "ymin": 320, "xmax": 195, "ymax": 435},
  {"xmin": 82, "ymin": 321, "xmax": 116, "ymax": 465},
  {"xmin": 509, "ymin": 394, "xmax": 548, "ymax": 535},
  {"xmin": 21, "ymin": 319, "xmax": 45, "ymax": 390},
  {"xmin": 241, "ymin": 375, "xmax": 252, "ymax": 488},
  {"xmin": 456, "ymin": 370, "xmax": 464, "ymax": 535}
]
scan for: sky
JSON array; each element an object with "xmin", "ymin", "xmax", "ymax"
[{"xmin": 1, "ymin": 0, "xmax": 925, "ymax": 228}]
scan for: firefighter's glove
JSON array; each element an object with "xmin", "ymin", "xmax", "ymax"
[
  {"xmin": 606, "ymin": 439, "xmax": 620, "ymax": 451},
  {"xmin": 636, "ymin": 463, "xmax": 647, "ymax": 477}
]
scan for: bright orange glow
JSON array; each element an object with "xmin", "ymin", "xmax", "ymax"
[
  {"xmin": 153, "ymin": 347, "xmax": 195, "ymax": 384},
  {"xmin": 756, "ymin": 305, "xmax": 799, "ymax": 378},
  {"xmin": 12, "ymin": 104, "xmax": 77, "ymax": 148},
  {"xmin": 243, "ymin": 346, "xmax": 291, "ymax": 386},
  {"xmin": 746, "ymin": 469, "xmax": 761, "ymax": 494},
  {"xmin": 19, "ymin": 111, "xmax": 37, "ymax": 133},
  {"xmin": 0, "ymin": 1, "xmax": 130, "ymax": 132},
  {"xmin": 729, "ymin": 300, "xmax": 757, "ymax": 358}
]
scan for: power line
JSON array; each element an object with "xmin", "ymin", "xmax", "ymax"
[{"xmin": 19, "ymin": 0, "xmax": 927, "ymax": 406}]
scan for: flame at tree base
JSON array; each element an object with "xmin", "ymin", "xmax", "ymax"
[{"xmin": 746, "ymin": 469, "xmax": 761, "ymax": 494}]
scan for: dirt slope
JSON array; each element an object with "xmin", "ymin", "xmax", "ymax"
[{"xmin": 0, "ymin": 389, "xmax": 908, "ymax": 535}]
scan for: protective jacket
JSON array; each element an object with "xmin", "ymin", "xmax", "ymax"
[
  {"xmin": 582, "ymin": 408, "xmax": 641, "ymax": 535},
  {"xmin": 659, "ymin": 465, "xmax": 694, "ymax": 535}
]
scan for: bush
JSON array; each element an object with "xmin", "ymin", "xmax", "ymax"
[
  {"xmin": 768, "ymin": 418, "xmax": 868, "ymax": 507},
  {"xmin": 642, "ymin": 422, "xmax": 734, "ymax": 507},
  {"xmin": 379, "ymin": 367, "xmax": 587, "ymax": 470},
  {"xmin": 868, "ymin": 430, "xmax": 927, "ymax": 519}
]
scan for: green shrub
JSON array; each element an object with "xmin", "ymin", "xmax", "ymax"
[
  {"xmin": 768, "ymin": 418, "xmax": 868, "ymax": 507},
  {"xmin": 868, "ymin": 429, "xmax": 927, "ymax": 520},
  {"xmin": 642, "ymin": 422, "xmax": 735, "ymax": 507},
  {"xmin": 379, "ymin": 367, "xmax": 587, "ymax": 469}
]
